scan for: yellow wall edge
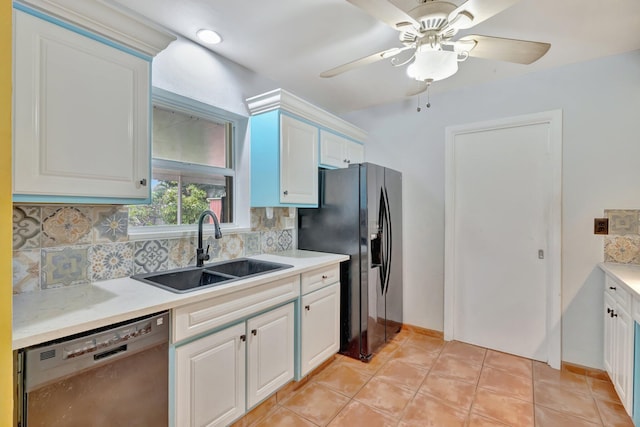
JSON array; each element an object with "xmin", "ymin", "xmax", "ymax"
[{"xmin": 1, "ymin": 0, "xmax": 13, "ymax": 424}]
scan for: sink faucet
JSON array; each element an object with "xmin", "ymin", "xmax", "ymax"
[{"xmin": 196, "ymin": 210, "xmax": 223, "ymax": 267}]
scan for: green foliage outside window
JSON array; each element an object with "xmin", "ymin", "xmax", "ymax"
[{"xmin": 129, "ymin": 181, "xmax": 210, "ymax": 226}]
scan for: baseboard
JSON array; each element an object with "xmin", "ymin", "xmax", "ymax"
[
  {"xmin": 561, "ymin": 361, "xmax": 609, "ymax": 381},
  {"xmin": 402, "ymin": 323, "xmax": 444, "ymax": 339}
]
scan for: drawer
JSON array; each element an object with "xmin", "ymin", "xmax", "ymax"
[
  {"xmin": 607, "ymin": 276, "xmax": 631, "ymax": 312},
  {"xmin": 301, "ymin": 264, "xmax": 340, "ymax": 295},
  {"xmin": 173, "ymin": 275, "xmax": 300, "ymax": 343}
]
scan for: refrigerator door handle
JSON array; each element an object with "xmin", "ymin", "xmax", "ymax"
[
  {"xmin": 382, "ymin": 186, "xmax": 393, "ymax": 295},
  {"xmin": 377, "ymin": 187, "xmax": 388, "ymax": 294}
]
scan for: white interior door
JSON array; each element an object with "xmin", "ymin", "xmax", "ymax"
[{"xmin": 445, "ymin": 111, "xmax": 562, "ymax": 367}]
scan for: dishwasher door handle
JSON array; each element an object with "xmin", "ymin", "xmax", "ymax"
[{"xmin": 94, "ymin": 344, "xmax": 128, "ymax": 361}]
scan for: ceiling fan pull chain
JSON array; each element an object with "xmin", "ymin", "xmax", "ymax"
[
  {"xmin": 426, "ymin": 84, "xmax": 431, "ymax": 108},
  {"xmin": 416, "ymin": 94, "xmax": 421, "ymax": 112}
]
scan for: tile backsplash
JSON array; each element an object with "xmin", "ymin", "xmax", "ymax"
[
  {"xmin": 604, "ymin": 209, "xmax": 640, "ymax": 264},
  {"xmin": 12, "ymin": 206, "xmax": 296, "ymax": 294}
]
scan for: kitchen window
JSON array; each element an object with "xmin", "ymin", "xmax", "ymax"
[{"xmin": 129, "ymin": 89, "xmax": 247, "ymax": 236}]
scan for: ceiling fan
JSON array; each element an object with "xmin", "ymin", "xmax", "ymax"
[{"xmin": 321, "ymin": 0, "xmax": 551, "ymax": 94}]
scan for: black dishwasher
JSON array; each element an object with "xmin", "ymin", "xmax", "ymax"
[{"xmin": 15, "ymin": 311, "xmax": 169, "ymax": 427}]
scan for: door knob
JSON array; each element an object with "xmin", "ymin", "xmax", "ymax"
[{"xmin": 283, "ymin": 190, "xmax": 289, "ymax": 196}]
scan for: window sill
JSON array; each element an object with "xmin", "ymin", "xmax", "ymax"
[{"xmin": 128, "ymin": 224, "xmax": 252, "ymax": 241}]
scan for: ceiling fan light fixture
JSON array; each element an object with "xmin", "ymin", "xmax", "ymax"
[
  {"xmin": 196, "ymin": 29, "xmax": 222, "ymax": 44},
  {"xmin": 406, "ymin": 50, "xmax": 458, "ymax": 82}
]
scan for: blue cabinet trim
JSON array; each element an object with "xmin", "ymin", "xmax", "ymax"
[{"xmin": 634, "ymin": 322, "xmax": 640, "ymax": 425}]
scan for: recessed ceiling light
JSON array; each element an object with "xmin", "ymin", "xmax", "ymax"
[{"xmin": 196, "ymin": 29, "xmax": 222, "ymax": 44}]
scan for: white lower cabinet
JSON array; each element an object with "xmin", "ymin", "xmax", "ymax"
[
  {"xmin": 175, "ymin": 303, "xmax": 295, "ymax": 426},
  {"xmin": 300, "ymin": 282, "xmax": 340, "ymax": 377},
  {"xmin": 247, "ymin": 303, "xmax": 295, "ymax": 408},
  {"xmin": 603, "ymin": 276, "xmax": 634, "ymax": 415},
  {"xmin": 175, "ymin": 323, "xmax": 246, "ymax": 427}
]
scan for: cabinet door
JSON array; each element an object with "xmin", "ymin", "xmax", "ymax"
[
  {"xmin": 13, "ymin": 10, "xmax": 150, "ymax": 201},
  {"xmin": 320, "ymin": 130, "xmax": 347, "ymax": 168},
  {"xmin": 280, "ymin": 115, "xmax": 318, "ymax": 204},
  {"xmin": 604, "ymin": 292, "xmax": 616, "ymax": 377},
  {"xmin": 614, "ymin": 306, "xmax": 634, "ymax": 414},
  {"xmin": 301, "ymin": 282, "xmax": 340, "ymax": 377},
  {"xmin": 247, "ymin": 303, "xmax": 295, "ymax": 408},
  {"xmin": 175, "ymin": 323, "xmax": 246, "ymax": 427},
  {"xmin": 345, "ymin": 140, "xmax": 364, "ymax": 164}
]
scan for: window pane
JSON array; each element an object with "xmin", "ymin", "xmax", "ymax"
[
  {"xmin": 180, "ymin": 175, "xmax": 234, "ymax": 225},
  {"xmin": 129, "ymin": 179, "xmax": 179, "ymax": 226},
  {"xmin": 153, "ymin": 106, "xmax": 230, "ymax": 168},
  {"xmin": 128, "ymin": 175, "xmax": 233, "ymax": 227}
]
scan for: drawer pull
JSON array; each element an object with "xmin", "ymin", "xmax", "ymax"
[
  {"xmin": 322, "ymin": 275, "xmax": 328, "ymax": 279},
  {"xmin": 305, "ymin": 305, "xmax": 310, "ymax": 311},
  {"xmin": 610, "ymin": 286, "xmax": 617, "ymax": 290},
  {"xmin": 240, "ymin": 334, "xmax": 246, "ymax": 342},
  {"xmin": 251, "ymin": 329, "xmax": 257, "ymax": 336}
]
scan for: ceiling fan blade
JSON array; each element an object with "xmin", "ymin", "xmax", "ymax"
[
  {"xmin": 458, "ymin": 35, "xmax": 550, "ymax": 64},
  {"xmin": 449, "ymin": 0, "xmax": 519, "ymax": 30},
  {"xmin": 320, "ymin": 46, "xmax": 412, "ymax": 78},
  {"xmin": 347, "ymin": 0, "xmax": 420, "ymax": 32}
]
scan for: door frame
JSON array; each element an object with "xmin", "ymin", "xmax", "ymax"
[{"xmin": 444, "ymin": 110, "xmax": 562, "ymax": 369}]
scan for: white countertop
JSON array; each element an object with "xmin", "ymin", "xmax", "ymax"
[
  {"xmin": 599, "ymin": 262, "xmax": 640, "ymax": 296},
  {"xmin": 13, "ymin": 250, "xmax": 349, "ymax": 350}
]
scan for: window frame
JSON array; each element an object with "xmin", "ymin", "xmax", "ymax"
[{"xmin": 128, "ymin": 87, "xmax": 250, "ymax": 240}]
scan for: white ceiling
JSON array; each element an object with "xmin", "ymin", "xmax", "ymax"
[{"xmin": 108, "ymin": 0, "xmax": 640, "ymax": 114}]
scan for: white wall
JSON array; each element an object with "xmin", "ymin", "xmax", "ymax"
[
  {"xmin": 151, "ymin": 36, "xmax": 278, "ymax": 228},
  {"xmin": 344, "ymin": 50, "xmax": 640, "ymax": 368}
]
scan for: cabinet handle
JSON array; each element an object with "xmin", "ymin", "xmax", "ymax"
[
  {"xmin": 283, "ymin": 190, "xmax": 289, "ymax": 196},
  {"xmin": 347, "ymin": 159, "xmax": 351, "ymax": 164},
  {"xmin": 613, "ymin": 312, "xmax": 618, "ymax": 318},
  {"xmin": 322, "ymin": 275, "xmax": 328, "ymax": 279},
  {"xmin": 609, "ymin": 286, "xmax": 617, "ymax": 290},
  {"xmin": 240, "ymin": 334, "xmax": 246, "ymax": 342},
  {"xmin": 304, "ymin": 305, "xmax": 310, "ymax": 311},
  {"xmin": 607, "ymin": 308, "xmax": 612, "ymax": 314},
  {"xmin": 343, "ymin": 159, "xmax": 349, "ymax": 163},
  {"xmin": 139, "ymin": 178, "xmax": 147, "ymax": 186},
  {"xmin": 251, "ymin": 329, "xmax": 257, "ymax": 336}
]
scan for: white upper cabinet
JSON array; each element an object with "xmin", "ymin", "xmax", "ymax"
[
  {"xmin": 280, "ymin": 115, "xmax": 318, "ymax": 205},
  {"xmin": 12, "ymin": 3, "xmax": 174, "ymax": 203},
  {"xmin": 320, "ymin": 130, "xmax": 364, "ymax": 168},
  {"xmin": 247, "ymin": 89, "xmax": 366, "ymax": 207}
]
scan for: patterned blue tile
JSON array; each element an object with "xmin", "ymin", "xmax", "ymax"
[
  {"xmin": 94, "ymin": 207, "xmax": 129, "ymax": 243},
  {"xmin": 90, "ymin": 243, "xmax": 133, "ymax": 282},
  {"xmin": 41, "ymin": 246, "xmax": 89, "ymax": 288},
  {"xmin": 244, "ymin": 233, "xmax": 262, "ymax": 256},
  {"xmin": 134, "ymin": 240, "xmax": 169, "ymax": 274},
  {"xmin": 261, "ymin": 230, "xmax": 278, "ymax": 254},
  {"xmin": 13, "ymin": 206, "xmax": 41, "ymax": 250},
  {"xmin": 277, "ymin": 230, "xmax": 293, "ymax": 251}
]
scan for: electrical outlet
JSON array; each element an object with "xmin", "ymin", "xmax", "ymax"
[{"xmin": 594, "ymin": 218, "xmax": 609, "ymax": 235}]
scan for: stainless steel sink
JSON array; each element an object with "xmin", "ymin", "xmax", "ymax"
[{"xmin": 132, "ymin": 258, "xmax": 293, "ymax": 293}]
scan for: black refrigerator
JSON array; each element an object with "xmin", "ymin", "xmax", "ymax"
[{"xmin": 298, "ymin": 163, "xmax": 403, "ymax": 361}]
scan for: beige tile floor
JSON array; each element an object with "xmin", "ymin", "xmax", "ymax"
[{"xmin": 232, "ymin": 329, "xmax": 634, "ymax": 427}]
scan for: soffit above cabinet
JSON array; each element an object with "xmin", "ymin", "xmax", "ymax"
[
  {"xmin": 16, "ymin": 0, "xmax": 175, "ymax": 56},
  {"xmin": 246, "ymin": 88, "xmax": 367, "ymax": 142}
]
